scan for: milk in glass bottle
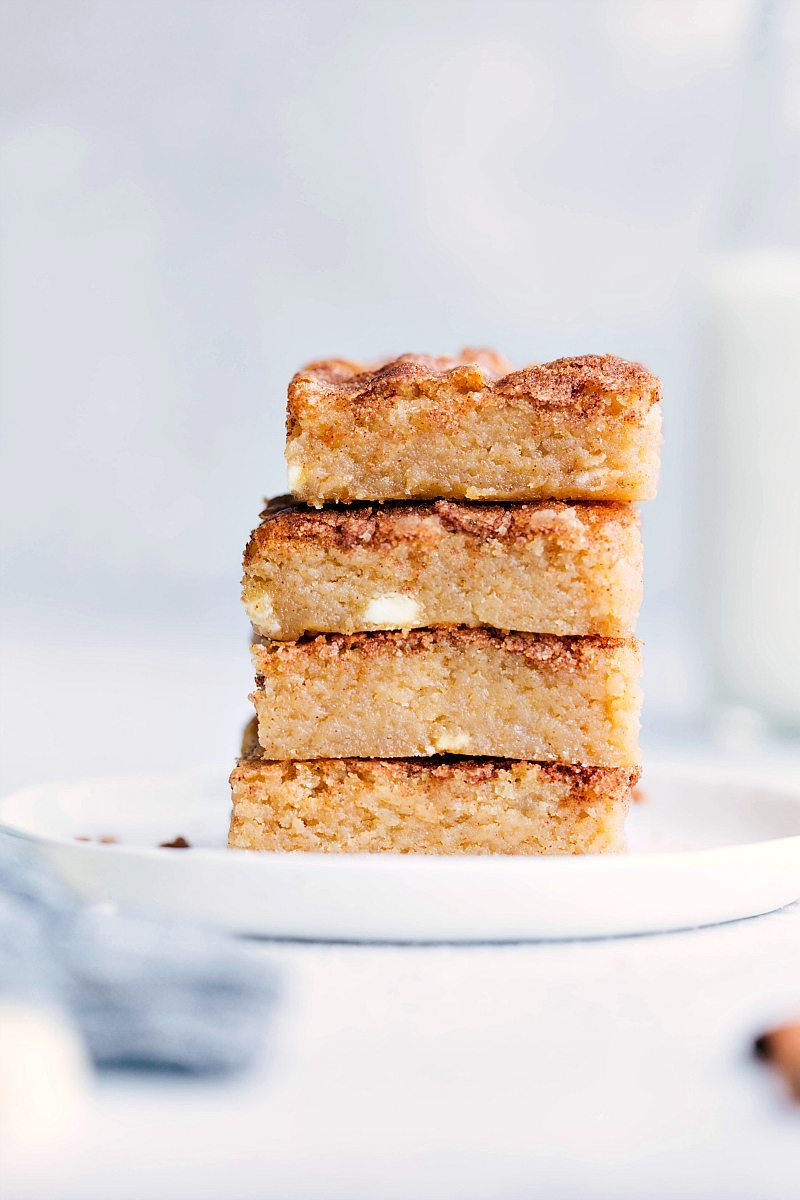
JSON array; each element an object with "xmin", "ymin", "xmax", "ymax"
[{"xmin": 704, "ymin": 1, "xmax": 800, "ymax": 728}]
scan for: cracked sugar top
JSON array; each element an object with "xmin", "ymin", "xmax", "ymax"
[
  {"xmin": 284, "ymin": 350, "xmax": 662, "ymax": 505},
  {"xmin": 247, "ymin": 496, "xmax": 639, "ymax": 553},
  {"xmin": 287, "ymin": 351, "xmax": 660, "ymax": 427}
]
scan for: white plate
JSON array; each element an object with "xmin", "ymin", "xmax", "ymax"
[{"xmin": 2, "ymin": 764, "xmax": 800, "ymax": 941}]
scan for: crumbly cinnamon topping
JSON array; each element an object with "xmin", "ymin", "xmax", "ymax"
[
  {"xmin": 244, "ymin": 496, "xmax": 638, "ymax": 560},
  {"xmin": 251, "ymin": 628, "xmax": 639, "ymax": 670},
  {"xmin": 286, "ymin": 350, "xmax": 661, "ymax": 433}
]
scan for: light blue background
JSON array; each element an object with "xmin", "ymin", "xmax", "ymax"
[{"xmin": 1, "ymin": 1, "xmax": 797, "ymax": 788}]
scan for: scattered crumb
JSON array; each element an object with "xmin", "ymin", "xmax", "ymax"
[
  {"xmin": 75, "ymin": 833, "xmax": 192, "ymax": 849},
  {"xmin": 754, "ymin": 1022, "xmax": 800, "ymax": 1101},
  {"xmin": 632, "ymin": 786, "xmax": 647, "ymax": 804}
]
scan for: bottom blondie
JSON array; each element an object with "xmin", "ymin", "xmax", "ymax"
[{"xmin": 229, "ymin": 738, "xmax": 637, "ymax": 856}]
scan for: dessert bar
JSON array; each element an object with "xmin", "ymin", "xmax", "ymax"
[
  {"xmin": 250, "ymin": 629, "xmax": 641, "ymax": 766},
  {"xmin": 285, "ymin": 352, "xmax": 661, "ymax": 506},
  {"xmin": 243, "ymin": 497, "xmax": 643, "ymax": 640},
  {"xmin": 230, "ymin": 744, "xmax": 637, "ymax": 855}
]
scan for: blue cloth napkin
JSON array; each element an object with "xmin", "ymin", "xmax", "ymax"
[{"xmin": 0, "ymin": 834, "xmax": 278, "ymax": 1074}]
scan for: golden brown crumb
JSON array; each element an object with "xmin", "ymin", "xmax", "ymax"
[{"xmin": 250, "ymin": 630, "xmax": 641, "ymax": 765}]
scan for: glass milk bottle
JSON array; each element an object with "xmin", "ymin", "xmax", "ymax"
[{"xmin": 703, "ymin": 1, "xmax": 800, "ymax": 728}]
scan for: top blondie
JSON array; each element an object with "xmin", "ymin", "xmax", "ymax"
[{"xmin": 285, "ymin": 350, "xmax": 662, "ymax": 506}]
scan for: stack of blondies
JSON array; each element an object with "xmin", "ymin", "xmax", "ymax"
[{"xmin": 229, "ymin": 350, "xmax": 661, "ymax": 855}]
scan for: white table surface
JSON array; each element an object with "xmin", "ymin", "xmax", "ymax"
[
  {"xmin": 5, "ymin": 868, "xmax": 800, "ymax": 1200},
  {"xmin": 3, "ymin": 625, "xmax": 800, "ymax": 1200}
]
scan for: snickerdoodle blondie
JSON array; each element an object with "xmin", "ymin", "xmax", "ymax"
[
  {"xmin": 243, "ymin": 497, "xmax": 643, "ymax": 640},
  {"xmin": 285, "ymin": 351, "xmax": 661, "ymax": 506},
  {"xmin": 229, "ymin": 740, "xmax": 637, "ymax": 855},
  {"xmin": 250, "ymin": 628, "xmax": 641, "ymax": 766}
]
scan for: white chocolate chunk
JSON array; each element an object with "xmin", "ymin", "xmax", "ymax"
[
  {"xmin": 362, "ymin": 593, "xmax": 420, "ymax": 628},
  {"xmin": 244, "ymin": 591, "xmax": 281, "ymax": 636},
  {"xmin": 432, "ymin": 730, "xmax": 471, "ymax": 752},
  {"xmin": 286, "ymin": 460, "xmax": 305, "ymax": 492}
]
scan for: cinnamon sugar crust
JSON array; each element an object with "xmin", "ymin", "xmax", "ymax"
[
  {"xmin": 287, "ymin": 351, "xmax": 660, "ymax": 431},
  {"xmin": 247, "ymin": 496, "xmax": 639, "ymax": 555},
  {"xmin": 252, "ymin": 628, "xmax": 636, "ymax": 671}
]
